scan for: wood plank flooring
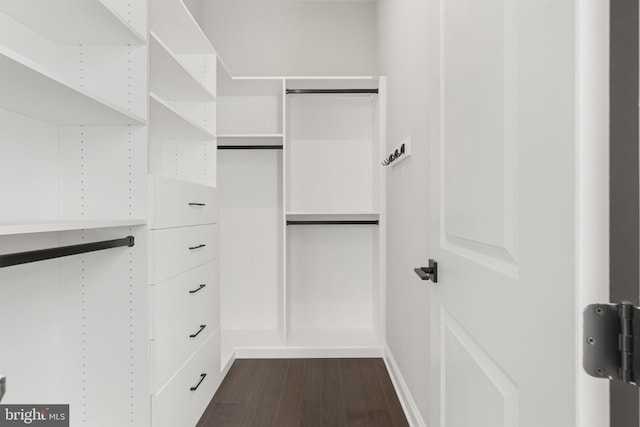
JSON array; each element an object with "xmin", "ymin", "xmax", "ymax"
[{"xmin": 197, "ymin": 358, "xmax": 410, "ymax": 427}]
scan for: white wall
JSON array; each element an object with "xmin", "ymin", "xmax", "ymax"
[
  {"xmin": 201, "ymin": 0, "xmax": 378, "ymax": 76},
  {"xmin": 377, "ymin": 0, "xmax": 431, "ymax": 423}
]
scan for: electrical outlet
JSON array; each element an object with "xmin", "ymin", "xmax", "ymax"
[{"xmin": 383, "ymin": 137, "xmax": 411, "ymax": 167}]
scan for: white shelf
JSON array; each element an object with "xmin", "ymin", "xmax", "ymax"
[
  {"xmin": 149, "ymin": 93, "xmax": 215, "ymax": 141},
  {"xmin": 150, "ymin": 0, "xmax": 214, "ymax": 54},
  {"xmin": 0, "ymin": 219, "xmax": 147, "ymax": 236},
  {"xmin": 150, "ymin": 32, "xmax": 215, "ymax": 102},
  {"xmin": 217, "ymin": 134, "xmax": 283, "ymax": 139},
  {"xmin": 0, "ymin": 0, "xmax": 145, "ymax": 45},
  {"xmin": 286, "ymin": 329, "xmax": 381, "ymax": 348},
  {"xmin": 217, "ymin": 68, "xmax": 283, "ymax": 96},
  {"xmin": 286, "ymin": 212, "xmax": 379, "ymax": 222},
  {"xmin": 285, "ymin": 77, "xmax": 379, "ymax": 91},
  {"xmin": 0, "ymin": 44, "xmax": 146, "ymax": 125}
]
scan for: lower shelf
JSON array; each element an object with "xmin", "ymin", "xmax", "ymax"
[{"xmin": 0, "ymin": 219, "xmax": 147, "ymax": 236}]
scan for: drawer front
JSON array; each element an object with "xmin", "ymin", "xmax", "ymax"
[
  {"xmin": 152, "ymin": 307, "xmax": 218, "ymax": 392},
  {"xmin": 150, "ymin": 260, "xmax": 219, "ymax": 339},
  {"xmin": 152, "ymin": 330, "xmax": 221, "ymax": 427},
  {"xmin": 150, "ymin": 175, "xmax": 218, "ymax": 229},
  {"xmin": 149, "ymin": 224, "xmax": 219, "ymax": 284}
]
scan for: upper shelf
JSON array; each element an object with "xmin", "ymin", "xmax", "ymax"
[
  {"xmin": 149, "ymin": 92, "xmax": 215, "ymax": 141},
  {"xmin": 0, "ymin": 0, "xmax": 145, "ymax": 45},
  {"xmin": 0, "ymin": 44, "xmax": 146, "ymax": 125},
  {"xmin": 285, "ymin": 77, "xmax": 379, "ymax": 89},
  {"xmin": 217, "ymin": 60, "xmax": 283, "ymax": 97},
  {"xmin": 150, "ymin": 0, "xmax": 214, "ymax": 54},
  {"xmin": 150, "ymin": 32, "xmax": 215, "ymax": 102}
]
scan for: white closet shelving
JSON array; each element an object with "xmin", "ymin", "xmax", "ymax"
[
  {"xmin": 0, "ymin": 219, "xmax": 147, "ymax": 236},
  {"xmin": 218, "ymin": 133, "xmax": 283, "ymax": 138},
  {"xmin": 148, "ymin": 1, "xmax": 220, "ymax": 426},
  {"xmin": 0, "ymin": 0, "xmax": 146, "ymax": 45},
  {"xmin": 150, "ymin": 0, "xmax": 214, "ymax": 54},
  {"xmin": 285, "ymin": 77, "xmax": 384, "ymax": 351},
  {"xmin": 149, "ymin": 32, "xmax": 215, "ymax": 102},
  {"xmin": 0, "ymin": 45, "xmax": 145, "ymax": 125},
  {"xmin": 0, "ymin": 1, "xmax": 150, "ymax": 426},
  {"xmin": 218, "ymin": 69, "xmax": 386, "ymax": 362},
  {"xmin": 217, "ymin": 64, "xmax": 285, "ymax": 362},
  {"xmin": 149, "ymin": 93, "xmax": 215, "ymax": 140}
]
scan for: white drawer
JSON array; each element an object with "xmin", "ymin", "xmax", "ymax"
[
  {"xmin": 152, "ymin": 307, "xmax": 218, "ymax": 392},
  {"xmin": 152, "ymin": 330, "xmax": 221, "ymax": 427},
  {"xmin": 150, "ymin": 260, "xmax": 219, "ymax": 339},
  {"xmin": 150, "ymin": 175, "xmax": 218, "ymax": 229},
  {"xmin": 149, "ymin": 224, "xmax": 219, "ymax": 283}
]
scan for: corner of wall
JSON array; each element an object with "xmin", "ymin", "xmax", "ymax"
[{"xmin": 383, "ymin": 344, "xmax": 429, "ymax": 427}]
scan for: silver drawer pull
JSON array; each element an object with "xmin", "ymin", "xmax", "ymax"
[
  {"xmin": 189, "ymin": 284, "xmax": 206, "ymax": 294},
  {"xmin": 190, "ymin": 373, "xmax": 207, "ymax": 391},
  {"xmin": 189, "ymin": 244, "xmax": 206, "ymax": 250},
  {"xmin": 189, "ymin": 324, "xmax": 207, "ymax": 338}
]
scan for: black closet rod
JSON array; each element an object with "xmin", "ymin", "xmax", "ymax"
[
  {"xmin": 217, "ymin": 145, "xmax": 283, "ymax": 150},
  {"xmin": 286, "ymin": 89, "xmax": 378, "ymax": 95},
  {"xmin": 286, "ymin": 220, "xmax": 379, "ymax": 225},
  {"xmin": 0, "ymin": 236, "xmax": 135, "ymax": 268}
]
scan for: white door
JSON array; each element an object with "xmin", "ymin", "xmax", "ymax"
[{"xmin": 427, "ymin": 1, "xmax": 607, "ymax": 426}]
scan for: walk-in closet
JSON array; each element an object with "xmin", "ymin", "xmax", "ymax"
[
  {"xmin": 0, "ymin": 1, "xmax": 387, "ymax": 425},
  {"xmin": 0, "ymin": 0, "xmax": 603, "ymax": 426}
]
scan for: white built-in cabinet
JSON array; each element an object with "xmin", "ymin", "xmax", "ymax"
[
  {"xmin": 148, "ymin": 1, "xmax": 221, "ymax": 426},
  {"xmin": 0, "ymin": 1, "xmax": 151, "ymax": 426},
  {"xmin": 0, "ymin": 0, "xmax": 220, "ymax": 426},
  {"xmin": 218, "ymin": 69, "xmax": 386, "ymax": 363}
]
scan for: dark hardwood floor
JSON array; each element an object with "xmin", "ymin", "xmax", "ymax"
[{"xmin": 197, "ymin": 358, "xmax": 410, "ymax": 427}]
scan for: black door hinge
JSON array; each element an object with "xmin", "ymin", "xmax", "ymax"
[{"xmin": 583, "ymin": 302, "xmax": 640, "ymax": 385}]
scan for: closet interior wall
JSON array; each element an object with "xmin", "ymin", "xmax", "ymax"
[{"xmin": 0, "ymin": 1, "xmax": 150, "ymax": 426}]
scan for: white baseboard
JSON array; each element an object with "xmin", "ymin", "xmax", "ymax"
[
  {"xmin": 383, "ymin": 344, "xmax": 428, "ymax": 427},
  {"xmin": 235, "ymin": 346, "xmax": 383, "ymax": 359}
]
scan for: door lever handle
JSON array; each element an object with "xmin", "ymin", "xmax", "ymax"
[{"xmin": 414, "ymin": 259, "xmax": 438, "ymax": 283}]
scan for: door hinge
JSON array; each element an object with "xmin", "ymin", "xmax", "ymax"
[{"xmin": 583, "ymin": 302, "xmax": 640, "ymax": 385}]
